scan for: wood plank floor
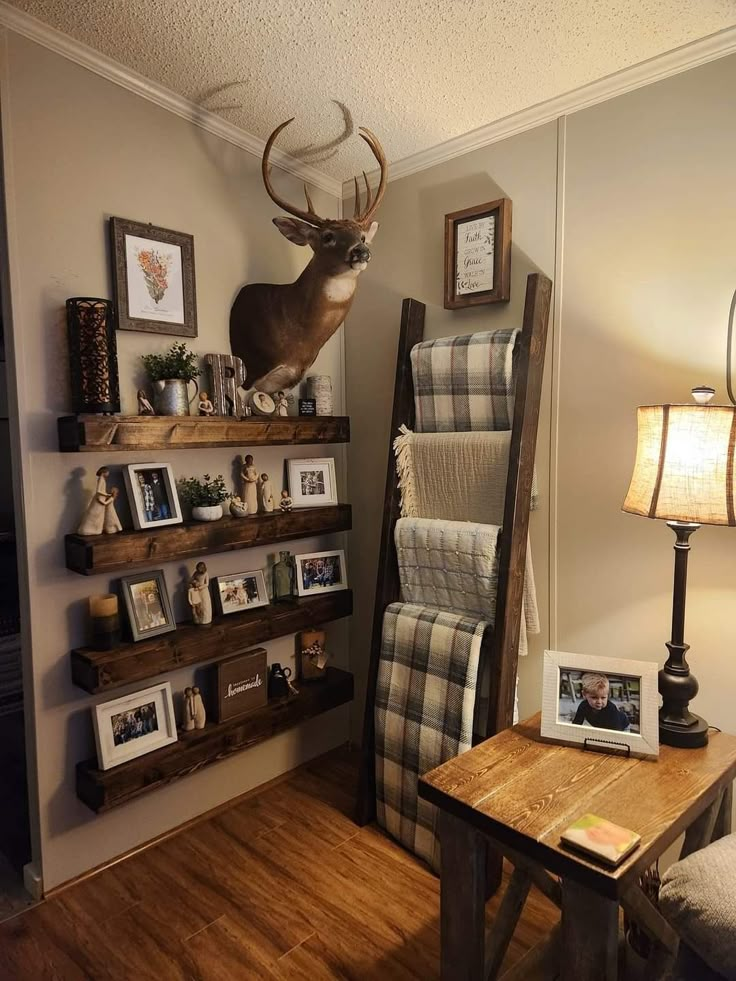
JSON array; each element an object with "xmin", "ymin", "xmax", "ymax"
[{"xmin": 0, "ymin": 747, "xmax": 558, "ymax": 979}]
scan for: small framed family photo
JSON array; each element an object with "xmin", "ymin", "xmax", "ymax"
[
  {"xmin": 93, "ymin": 681, "xmax": 177, "ymax": 770},
  {"xmin": 287, "ymin": 458, "xmax": 337, "ymax": 508},
  {"xmin": 119, "ymin": 570, "xmax": 176, "ymax": 642},
  {"xmin": 123, "ymin": 463, "xmax": 182, "ymax": 530},
  {"xmin": 110, "ymin": 216, "xmax": 197, "ymax": 336},
  {"xmin": 295, "ymin": 549, "xmax": 347, "ymax": 597},
  {"xmin": 541, "ymin": 650, "xmax": 659, "ymax": 758},
  {"xmin": 213, "ymin": 570, "xmax": 269, "ymax": 616}
]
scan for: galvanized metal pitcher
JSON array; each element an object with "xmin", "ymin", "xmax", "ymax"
[{"xmin": 152, "ymin": 378, "xmax": 199, "ymax": 416}]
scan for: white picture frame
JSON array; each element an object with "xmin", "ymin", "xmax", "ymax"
[
  {"xmin": 287, "ymin": 457, "xmax": 338, "ymax": 509},
  {"xmin": 541, "ymin": 650, "xmax": 659, "ymax": 759},
  {"xmin": 123, "ymin": 462, "xmax": 183, "ymax": 530},
  {"xmin": 295, "ymin": 549, "xmax": 348, "ymax": 597},
  {"xmin": 213, "ymin": 569, "xmax": 269, "ymax": 616},
  {"xmin": 93, "ymin": 681, "xmax": 178, "ymax": 770}
]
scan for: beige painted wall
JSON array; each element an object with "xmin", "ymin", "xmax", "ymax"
[
  {"xmin": 343, "ymin": 123, "xmax": 559, "ymax": 733},
  {"xmin": 1, "ymin": 33, "xmax": 349, "ymax": 890},
  {"xmin": 344, "ymin": 52, "xmax": 736, "ymax": 756},
  {"xmin": 556, "ymin": 54, "xmax": 736, "ymax": 731}
]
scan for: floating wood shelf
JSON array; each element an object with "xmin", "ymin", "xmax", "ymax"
[
  {"xmin": 58, "ymin": 414, "xmax": 350, "ymax": 452},
  {"xmin": 65, "ymin": 505, "xmax": 352, "ymax": 576},
  {"xmin": 72, "ymin": 590, "xmax": 353, "ymax": 693},
  {"xmin": 76, "ymin": 667, "xmax": 354, "ymax": 813}
]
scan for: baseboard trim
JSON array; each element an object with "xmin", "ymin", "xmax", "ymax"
[{"xmin": 22, "ymin": 862, "xmax": 42, "ymax": 901}]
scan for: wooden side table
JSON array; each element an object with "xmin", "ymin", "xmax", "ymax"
[{"xmin": 419, "ymin": 714, "xmax": 736, "ymax": 981}]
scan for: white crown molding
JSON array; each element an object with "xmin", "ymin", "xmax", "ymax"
[
  {"xmin": 343, "ymin": 23, "xmax": 736, "ymax": 192},
  {"xmin": 0, "ymin": 1, "xmax": 343, "ymax": 198}
]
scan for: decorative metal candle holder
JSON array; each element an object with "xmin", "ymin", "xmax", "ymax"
[{"xmin": 66, "ymin": 297, "xmax": 120, "ymax": 414}]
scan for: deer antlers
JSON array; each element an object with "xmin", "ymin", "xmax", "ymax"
[{"xmin": 261, "ymin": 118, "xmax": 387, "ymax": 229}]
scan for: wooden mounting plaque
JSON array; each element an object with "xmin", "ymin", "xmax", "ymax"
[
  {"xmin": 57, "ymin": 414, "xmax": 350, "ymax": 451},
  {"xmin": 76, "ymin": 667, "xmax": 354, "ymax": 812},
  {"xmin": 65, "ymin": 505, "xmax": 352, "ymax": 575},
  {"xmin": 71, "ymin": 591, "xmax": 353, "ymax": 694}
]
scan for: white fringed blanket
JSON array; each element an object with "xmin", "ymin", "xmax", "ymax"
[
  {"xmin": 375, "ymin": 602, "xmax": 486, "ymax": 872},
  {"xmin": 394, "ymin": 427, "xmax": 538, "ymax": 522}
]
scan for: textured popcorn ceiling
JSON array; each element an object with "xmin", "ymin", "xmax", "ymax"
[{"xmin": 7, "ymin": 0, "xmax": 736, "ymax": 180}]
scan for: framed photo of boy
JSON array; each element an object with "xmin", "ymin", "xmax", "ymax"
[
  {"xmin": 295, "ymin": 549, "xmax": 347, "ymax": 597},
  {"xmin": 119, "ymin": 569, "xmax": 176, "ymax": 642},
  {"xmin": 123, "ymin": 463, "xmax": 183, "ymax": 530},
  {"xmin": 93, "ymin": 681, "xmax": 177, "ymax": 770},
  {"xmin": 287, "ymin": 458, "xmax": 337, "ymax": 509},
  {"xmin": 110, "ymin": 216, "xmax": 198, "ymax": 336},
  {"xmin": 213, "ymin": 570, "xmax": 269, "ymax": 616},
  {"xmin": 541, "ymin": 650, "xmax": 659, "ymax": 758}
]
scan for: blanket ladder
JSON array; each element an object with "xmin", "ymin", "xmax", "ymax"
[{"xmin": 356, "ymin": 272, "xmax": 552, "ymax": 831}]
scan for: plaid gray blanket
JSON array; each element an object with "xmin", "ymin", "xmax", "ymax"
[
  {"xmin": 411, "ymin": 328, "xmax": 518, "ymax": 432},
  {"xmin": 375, "ymin": 601, "xmax": 487, "ymax": 871}
]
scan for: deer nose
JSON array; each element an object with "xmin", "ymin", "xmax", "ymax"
[{"xmin": 350, "ymin": 245, "xmax": 371, "ymax": 264}]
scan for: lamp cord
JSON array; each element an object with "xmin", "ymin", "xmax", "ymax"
[{"xmin": 727, "ymin": 286, "xmax": 736, "ymax": 406}]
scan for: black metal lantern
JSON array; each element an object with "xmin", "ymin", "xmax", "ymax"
[{"xmin": 66, "ymin": 297, "xmax": 120, "ymax": 414}]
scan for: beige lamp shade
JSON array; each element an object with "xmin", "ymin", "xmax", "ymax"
[{"xmin": 623, "ymin": 404, "xmax": 736, "ymax": 525}]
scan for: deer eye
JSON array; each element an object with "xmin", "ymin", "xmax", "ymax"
[
  {"xmin": 361, "ymin": 234, "xmax": 366, "ymax": 243},
  {"xmin": 322, "ymin": 231, "xmax": 336, "ymax": 245}
]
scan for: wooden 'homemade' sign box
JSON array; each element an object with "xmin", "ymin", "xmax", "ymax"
[{"xmin": 212, "ymin": 648, "xmax": 268, "ymax": 722}]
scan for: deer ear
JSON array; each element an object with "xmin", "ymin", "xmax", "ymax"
[
  {"xmin": 363, "ymin": 221, "xmax": 379, "ymax": 244},
  {"xmin": 273, "ymin": 217, "xmax": 317, "ymax": 247}
]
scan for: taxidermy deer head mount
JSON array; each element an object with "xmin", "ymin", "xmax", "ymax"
[{"xmin": 229, "ymin": 117, "xmax": 387, "ymax": 394}]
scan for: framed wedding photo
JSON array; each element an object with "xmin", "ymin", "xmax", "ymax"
[
  {"xmin": 444, "ymin": 197, "xmax": 511, "ymax": 309},
  {"xmin": 213, "ymin": 570, "xmax": 269, "ymax": 616},
  {"xmin": 119, "ymin": 570, "xmax": 176, "ymax": 642},
  {"xmin": 541, "ymin": 650, "xmax": 659, "ymax": 759},
  {"xmin": 123, "ymin": 462, "xmax": 182, "ymax": 530},
  {"xmin": 93, "ymin": 681, "xmax": 177, "ymax": 770},
  {"xmin": 110, "ymin": 216, "xmax": 198, "ymax": 336},
  {"xmin": 295, "ymin": 549, "xmax": 347, "ymax": 597},
  {"xmin": 287, "ymin": 457, "xmax": 338, "ymax": 508}
]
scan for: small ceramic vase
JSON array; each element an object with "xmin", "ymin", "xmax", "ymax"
[{"xmin": 192, "ymin": 504, "xmax": 223, "ymax": 522}]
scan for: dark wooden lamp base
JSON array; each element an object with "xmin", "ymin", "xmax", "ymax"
[{"xmin": 659, "ymin": 522, "xmax": 709, "ymax": 749}]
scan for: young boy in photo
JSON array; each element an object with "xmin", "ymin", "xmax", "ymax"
[{"xmin": 572, "ymin": 673, "xmax": 630, "ymax": 731}]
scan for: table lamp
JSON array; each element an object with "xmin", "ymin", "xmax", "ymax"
[{"xmin": 622, "ymin": 390, "xmax": 736, "ymax": 748}]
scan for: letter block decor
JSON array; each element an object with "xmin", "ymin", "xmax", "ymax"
[{"xmin": 204, "ymin": 353, "xmax": 247, "ymax": 417}]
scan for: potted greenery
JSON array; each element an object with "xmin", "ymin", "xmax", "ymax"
[
  {"xmin": 141, "ymin": 342, "xmax": 200, "ymax": 416},
  {"xmin": 178, "ymin": 474, "xmax": 229, "ymax": 522}
]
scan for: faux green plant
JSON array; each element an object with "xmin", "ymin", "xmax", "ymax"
[
  {"xmin": 141, "ymin": 342, "xmax": 200, "ymax": 382},
  {"xmin": 178, "ymin": 474, "xmax": 229, "ymax": 507}
]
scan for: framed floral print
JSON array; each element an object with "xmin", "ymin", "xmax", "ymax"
[
  {"xmin": 444, "ymin": 197, "xmax": 512, "ymax": 309},
  {"xmin": 110, "ymin": 216, "xmax": 198, "ymax": 336}
]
